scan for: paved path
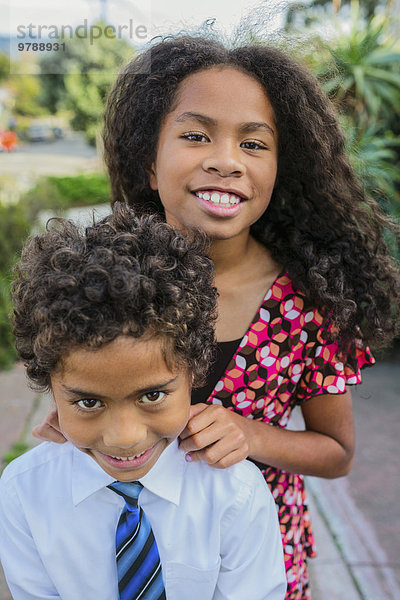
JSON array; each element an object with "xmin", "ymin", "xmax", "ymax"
[
  {"xmin": 0, "ymin": 360, "xmax": 398, "ymax": 599},
  {"xmin": 0, "ymin": 133, "xmax": 100, "ymax": 190}
]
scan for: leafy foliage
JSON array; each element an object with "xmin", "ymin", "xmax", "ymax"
[
  {"xmin": 39, "ymin": 23, "xmax": 134, "ymax": 144},
  {"xmin": 20, "ymin": 173, "xmax": 111, "ymax": 220},
  {"xmin": 313, "ymin": 5, "xmax": 400, "ymax": 125},
  {"xmin": 343, "ymin": 120, "xmax": 400, "ymax": 215},
  {"xmin": 0, "ymin": 202, "xmax": 30, "ymax": 369},
  {"xmin": 0, "ymin": 275, "xmax": 17, "ymax": 370},
  {"xmin": 0, "ymin": 53, "xmax": 9, "ymax": 82},
  {"xmin": 0, "ymin": 202, "xmax": 31, "ymax": 274},
  {"xmin": 48, "ymin": 173, "xmax": 111, "ymax": 205}
]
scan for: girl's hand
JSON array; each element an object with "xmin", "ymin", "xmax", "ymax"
[
  {"xmin": 179, "ymin": 403, "xmax": 252, "ymax": 468},
  {"xmin": 32, "ymin": 402, "xmax": 67, "ymax": 444}
]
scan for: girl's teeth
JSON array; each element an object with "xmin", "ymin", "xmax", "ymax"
[{"xmin": 196, "ymin": 191, "xmax": 240, "ymax": 206}]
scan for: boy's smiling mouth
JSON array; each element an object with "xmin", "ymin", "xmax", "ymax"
[{"xmin": 92, "ymin": 440, "xmax": 167, "ymax": 473}]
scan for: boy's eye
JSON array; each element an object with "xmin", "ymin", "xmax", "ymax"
[
  {"xmin": 140, "ymin": 391, "xmax": 166, "ymax": 404},
  {"xmin": 182, "ymin": 132, "xmax": 209, "ymax": 143},
  {"xmin": 241, "ymin": 140, "xmax": 267, "ymax": 150},
  {"xmin": 75, "ymin": 398, "xmax": 103, "ymax": 410}
]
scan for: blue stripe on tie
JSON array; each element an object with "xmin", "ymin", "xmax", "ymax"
[
  {"xmin": 122, "ymin": 552, "xmax": 163, "ymax": 600},
  {"xmin": 116, "ymin": 520, "xmax": 140, "ymax": 559},
  {"xmin": 117, "ymin": 512, "xmax": 152, "ymax": 580}
]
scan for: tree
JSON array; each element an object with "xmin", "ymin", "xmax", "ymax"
[
  {"xmin": 39, "ymin": 23, "xmax": 134, "ymax": 144},
  {"xmin": 0, "ymin": 53, "xmax": 9, "ymax": 83},
  {"xmin": 285, "ymin": 0, "xmax": 382, "ymax": 31}
]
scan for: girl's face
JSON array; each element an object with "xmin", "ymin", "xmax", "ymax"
[{"xmin": 149, "ymin": 66, "xmax": 278, "ymax": 241}]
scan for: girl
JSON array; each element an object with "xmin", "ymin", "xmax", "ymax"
[{"xmin": 36, "ymin": 36, "xmax": 400, "ymax": 599}]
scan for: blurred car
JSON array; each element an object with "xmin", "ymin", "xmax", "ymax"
[{"xmin": 27, "ymin": 124, "xmax": 55, "ymax": 142}]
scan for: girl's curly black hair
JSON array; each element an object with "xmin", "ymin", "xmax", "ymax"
[
  {"xmin": 103, "ymin": 36, "xmax": 400, "ymax": 352},
  {"xmin": 12, "ymin": 202, "xmax": 217, "ymax": 392}
]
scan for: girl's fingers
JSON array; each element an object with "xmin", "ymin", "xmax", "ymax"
[
  {"xmin": 179, "ymin": 403, "xmax": 213, "ymax": 441},
  {"xmin": 186, "ymin": 440, "xmax": 249, "ymax": 469},
  {"xmin": 180, "ymin": 406, "xmax": 251, "ymax": 459}
]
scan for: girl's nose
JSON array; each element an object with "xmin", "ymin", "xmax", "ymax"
[
  {"xmin": 202, "ymin": 142, "xmax": 245, "ymax": 177},
  {"xmin": 103, "ymin": 408, "xmax": 147, "ymax": 449}
]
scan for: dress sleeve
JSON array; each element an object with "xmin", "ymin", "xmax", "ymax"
[{"xmin": 295, "ymin": 337, "xmax": 375, "ymax": 404}]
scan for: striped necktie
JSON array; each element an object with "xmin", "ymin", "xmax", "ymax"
[{"xmin": 108, "ymin": 481, "xmax": 166, "ymax": 600}]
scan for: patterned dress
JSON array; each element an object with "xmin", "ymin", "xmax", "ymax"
[{"xmin": 202, "ymin": 272, "xmax": 374, "ymax": 600}]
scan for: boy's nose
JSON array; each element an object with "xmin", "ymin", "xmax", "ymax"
[
  {"xmin": 202, "ymin": 142, "xmax": 245, "ymax": 177},
  {"xmin": 102, "ymin": 410, "xmax": 147, "ymax": 449}
]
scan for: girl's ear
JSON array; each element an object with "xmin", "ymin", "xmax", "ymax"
[{"xmin": 148, "ymin": 164, "xmax": 158, "ymax": 191}]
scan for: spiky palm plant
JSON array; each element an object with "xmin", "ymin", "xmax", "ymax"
[{"xmin": 315, "ymin": 1, "xmax": 400, "ymax": 124}]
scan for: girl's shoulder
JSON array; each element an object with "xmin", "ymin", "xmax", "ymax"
[{"xmin": 261, "ymin": 271, "xmax": 322, "ymax": 324}]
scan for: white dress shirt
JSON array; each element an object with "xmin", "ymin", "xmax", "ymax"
[{"xmin": 0, "ymin": 439, "xmax": 286, "ymax": 600}]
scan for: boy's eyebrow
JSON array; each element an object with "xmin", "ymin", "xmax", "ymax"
[
  {"xmin": 175, "ymin": 111, "xmax": 275, "ymax": 136},
  {"xmin": 131, "ymin": 377, "xmax": 179, "ymax": 396},
  {"xmin": 61, "ymin": 377, "xmax": 179, "ymax": 399}
]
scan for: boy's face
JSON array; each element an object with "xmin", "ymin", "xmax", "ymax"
[{"xmin": 50, "ymin": 335, "xmax": 192, "ymax": 481}]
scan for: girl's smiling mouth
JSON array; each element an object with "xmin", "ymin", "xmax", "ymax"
[
  {"xmin": 194, "ymin": 190, "xmax": 243, "ymax": 206},
  {"xmin": 193, "ymin": 188, "xmax": 247, "ymax": 217}
]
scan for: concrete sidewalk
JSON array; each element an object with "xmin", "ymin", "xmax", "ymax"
[{"xmin": 0, "ymin": 363, "xmax": 398, "ymax": 600}]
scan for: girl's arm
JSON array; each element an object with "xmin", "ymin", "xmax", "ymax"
[{"xmin": 179, "ymin": 390, "xmax": 354, "ymax": 478}]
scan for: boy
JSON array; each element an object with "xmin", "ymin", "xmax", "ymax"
[{"xmin": 0, "ymin": 204, "xmax": 286, "ymax": 599}]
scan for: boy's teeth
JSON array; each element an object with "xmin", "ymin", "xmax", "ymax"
[
  {"xmin": 196, "ymin": 191, "xmax": 240, "ymax": 206},
  {"xmin": 110, "ymin": 450, "xmax": 146, "ymax": 461}
]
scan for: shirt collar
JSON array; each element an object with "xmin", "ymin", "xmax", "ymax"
[
  {"xmin": 71, "ymin": 439, "xmax": 185, "ymax": 507},
  {"xmin": 139, "ymin": 440, "xmax": 184, "ymax": 506}
]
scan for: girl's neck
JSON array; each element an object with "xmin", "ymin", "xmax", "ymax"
[
  {"xmin": 209, "ymin": 229, "xmax": 278, "ymax": 283},
  {"xmin": 209, "ymin": 229, "xmax": 254, "ymax": 277}
]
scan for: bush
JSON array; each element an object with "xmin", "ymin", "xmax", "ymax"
[
  {"xmin": 0, "ymin": 174, "xmax": 110, "ymax": 370},
  {"xmin": 0, "ymin": 275, "xmax": 17, "ymax": 370},
  {"xmin": 0, "ymin": 202, "xmax": 30, "ymax": 274},
  {"xmin": 20, "ymin": 172, "xmax": 111, "ymax": 220},
  {"xmin": 0, "ymin": 202, "xmax": 30, "ymax": 370}
]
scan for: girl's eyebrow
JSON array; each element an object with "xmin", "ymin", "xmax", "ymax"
[
  {"xmin": 175, "ymin": 111, "xmax": 275, "ymax": 136},
  {"xmin": 239, "ymin": 121, "xmax": 275, "ymax": 137},
  {"xmin": 61, "ymin": 377, "xmax": 178, "ymax": 399},
  {"xmin": 175, "ymin": 111, "xmax": 216, "ymax": 126}
]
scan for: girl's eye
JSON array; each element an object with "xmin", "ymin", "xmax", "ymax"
[
  {"xmin": 241, "ymin": 140, "xmax": 267, "ymax": 150},
  {"xmin": 140, "ymin": 391, "xmax": 166, "ymax": 404},
  {"xmin": 182, "ymin": 132, "xmax": 209, "ymax": 143},
  {"xmin": 75, "ymin": 398, "xmax": 103, "ymax": 410}
]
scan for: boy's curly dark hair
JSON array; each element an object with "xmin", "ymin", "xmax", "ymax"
[
  {"xmin": 12, "ymin": 203, "xmax": 217, "ymax": 392},
  {"xmin": 103, "ymin": 36, "xmax": 399, "ymax": 351}
]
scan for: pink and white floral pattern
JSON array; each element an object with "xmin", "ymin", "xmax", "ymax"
[{"xmin": 207, "ymin": 273, "xmax": 374, "ymax": 599}]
